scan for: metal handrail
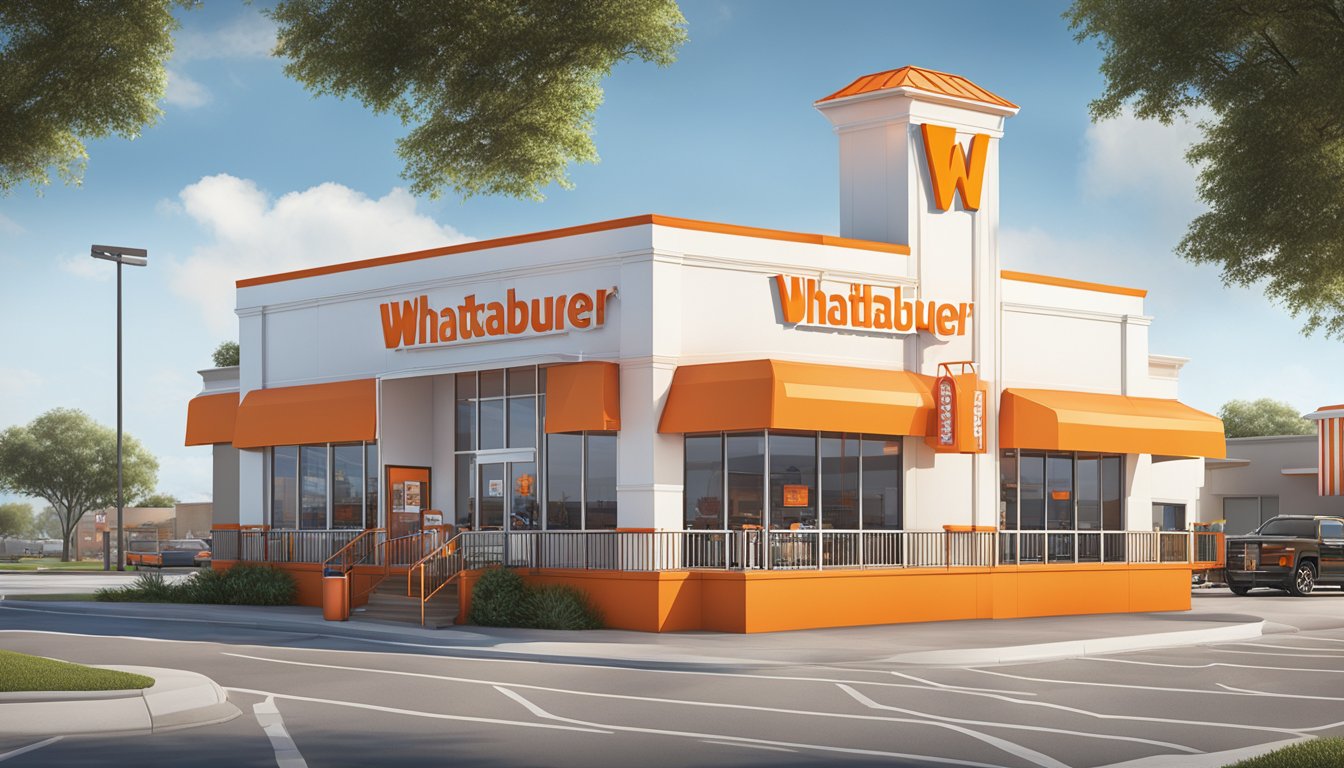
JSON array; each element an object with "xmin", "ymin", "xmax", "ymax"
[
  {"xmin": 323, "ymin": 528, "xmax": 385, "ymax": 574},
  {"xmin": 412, "ymin": 533, "xmax": 466, "ymax": 626}
]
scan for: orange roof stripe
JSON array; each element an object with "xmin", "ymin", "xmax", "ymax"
[
  {"xmin": 818, "ymin": 65, "xmax": 1017, "ymax": 109},
  {"xmin": 236, "ymin": 214, "xmax": 910, "ymax": 289},
  {"xmin": 1000, "ymin": 270, "xmax": 1147, "ymax": 298}
]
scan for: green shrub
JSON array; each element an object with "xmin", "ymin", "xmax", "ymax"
[
  {"xmin": 527, "ymin": 584, "xmax": 602, "ymax": 630},
  {"xmin": 95, "ymin": 564, "xmax": 296, "ymax": 606},
  {"xmin": 1224, "ymin": 738, "xmax": 1344, "ymax": 768},
  {"xmin": 469, "ymin": 567, "xmax": 532, "ymax": 627}
]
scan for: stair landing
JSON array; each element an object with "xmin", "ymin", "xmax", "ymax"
[{"xmin": 351, "ymin": 572, "xmax": 459, "ymax": 628}]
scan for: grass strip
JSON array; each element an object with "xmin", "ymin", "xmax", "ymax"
[
  {"xmin": 0, "ymin": 650, "xmax": 154, "ymax": 693},
  {"xmin": 1224, "ymin": 739, "xmax": 1344, "ymax": 768}
]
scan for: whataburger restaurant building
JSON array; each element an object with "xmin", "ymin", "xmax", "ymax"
[{"xmin": 187, "ymin": 66, "xmax": 1227, "ymax": 633}]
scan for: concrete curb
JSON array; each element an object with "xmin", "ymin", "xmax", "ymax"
[
  {"xmin": 881, "ymin": 618, "xmax": 1266, "ymax": 665},
  {"xmin": 0, "ymin": 666, "xmax": 239, "ymax": 737}
]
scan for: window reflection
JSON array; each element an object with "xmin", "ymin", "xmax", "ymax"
[
  {"xmin": 684, "ymin": 435, "xmax": 724, "ymax": 529},
  {"xmin": 769, "ymin": 433, "xmax": 816, "ymax": 530}
]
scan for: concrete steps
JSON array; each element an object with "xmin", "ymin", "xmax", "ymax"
[{"xmin": 352, "ymin": 573, "xmax": 459, "ymax": 628}]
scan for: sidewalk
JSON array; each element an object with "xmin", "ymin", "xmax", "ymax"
[
  {"xmin": 0, "ymin": 666, "xmax": 239, "ymax": 737},
  {"xmin": 0, "ymin": 595, "xmax": 1269, "ymax": 668}
]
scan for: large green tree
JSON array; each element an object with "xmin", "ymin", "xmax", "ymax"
[
  {"xmin": 1218, "ymin": 398, "xmax": 1314, "ymax": 438},
  {"xmin": 0, "ymin": 409, "xmax": 158, "ymax": 561},
  {"xmin": 268, "ymin": 0, "xmax": 687, "ymax": 199},
  {"xmin": 1068, "ymin": 1, "xmax": 1344, "ymax": 337},
  {"xmin": 0, "ymin": 1, "xmax": 189, "ymax": 193},
  {"xmin": 0, "ymin": 502, "xmax": 34, "ymax": 540}
]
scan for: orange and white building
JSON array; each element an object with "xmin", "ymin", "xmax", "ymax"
[{"xmin": 187, "ymin": 66, "xmax": 1226, "ymax": 632}]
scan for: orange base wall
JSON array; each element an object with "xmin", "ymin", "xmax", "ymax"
[{"xmin": 459, "ymin": 563, "xmax": 1193, "ymax": 633}]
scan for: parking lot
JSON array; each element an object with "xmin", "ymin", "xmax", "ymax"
[{"xmin": 1, "ymin": 588, "xmax": 1342, "ymax": 767}]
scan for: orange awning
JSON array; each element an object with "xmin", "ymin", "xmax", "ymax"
[
  {"xmin": 545, "ymin": 361, "xmax": 620, "ymax": 433},
  {"xmin": 658, "ymin": 359, "xmax": 933, "ymax": 435},
  {"xmin": 1000, "ymin": 388, "xmax": 1225, "ymax": 458},
  {"xmin": 233, "ymin": 379, "xmax": 377, "ymax": 449},
  {"xmin": 184, "ymin": 392, "xmax": 239, "ymax": 446}
]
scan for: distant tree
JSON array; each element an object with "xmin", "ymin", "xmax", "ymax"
[
  {"xmin": 0, "ymin": 1, "xmax": 191, "ymax": 194},
  {"xmin": 136, "ymin": 492, "xmax": 178, "ymax": 508},
  {"xmin": 211, "ymin": 340, "xmax": 239, "ymax": 368},
  {"xmin": 268, "ymin": 0, "xmax": 687, "ymax": 199},
  {"xmin": 0, "ymin": 409, "xmax": 158, "ymax": 561},
  {"xmin": 1218, "ymin": 398, "xmax": 1314, "ymax": 438},
  {"xmin": 34, "ymin": 506, "xmax": 63, "ymax": 540},
  {"xmin": 1067, "ymin": 1, "xmax": 1344, "ymax": 338},
  {"xmin": 0, "ymin": 502, "xmax": 33, "ymax": 540}
]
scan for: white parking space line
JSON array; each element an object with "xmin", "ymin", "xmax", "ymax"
[
  {"xmin": 1210, "ymin": 649, "xmax": 1344, "ymax": 659},
  {"xmin": 253, "ymin": 696, "xmax": 308, "ymax": 768},
  {"xmin": 1215, "ymin": 683, "xmax": 1344, "ymax": 703},
  {"xmin": 700, "ymin": 740, "xmax": 797, "ymax": 753},
  {"xmin": 226, "ymin": 687, "xmax": 611, "ymax": 735},
  {"xmin": 1219, "ymin": 642, "xmax": 1344, "ymax": 652},
  {"xmin": 834, "ymin": 683, "xmax": 1199, "ymax": 754},
  {"xmin": 1085, "ymin": 658, "xmax": 1344, "ymax": 675},
  {"xmin": 492, "ymin": 686, "xmax": 1012, "ymax": 768},
  {"xmin": 967, "ymin": 667, "xmax": 1334, "ymax": 700},
  {"xmin": 0, "ymin": 737, "xmax": 62, "ymax": 763}
]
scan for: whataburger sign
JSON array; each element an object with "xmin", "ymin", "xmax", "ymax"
[
  {"xmin": 380, "ymin": 288, "xmax": 613, "ymax": 349},
  {"xmin": 773, "ymin": 275, "xmax": 972, "ymax": 339}
]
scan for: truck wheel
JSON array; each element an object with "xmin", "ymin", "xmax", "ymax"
[
  {"xmin": 1288, "ymin": 561, "xmax": 1317, "ymax": 596},
  {"xmin": 1228, "ymin": 584, "xmax": 1251, "ymax": 596}
]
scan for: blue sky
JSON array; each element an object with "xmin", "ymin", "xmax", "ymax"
[{"xmin": 2, "ymin": 0, "xmax": 1339, "ymax": 504}]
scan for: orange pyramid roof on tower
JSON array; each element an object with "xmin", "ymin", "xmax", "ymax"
[{"xmin": 817, "ymin": 65, "xmax": 1017, "ymax": 109}]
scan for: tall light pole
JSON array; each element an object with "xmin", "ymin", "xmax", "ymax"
[{"xmin": 90, "ymin": 245, "xmax": 148, "ymax": 572}]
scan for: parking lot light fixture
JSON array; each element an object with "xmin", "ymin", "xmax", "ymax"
[{"xmin": 89, "ymin": 245, "xmax": 148, "ymax": 572}]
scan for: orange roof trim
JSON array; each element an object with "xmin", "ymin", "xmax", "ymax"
[
  {"xmin": 233, "ymin": 379, "xmax": 377, "ymax": 449},
  {"xmin": 237, "ymin": 214, "xmax": 909, "ymax": 288},
  {"xmin": 545, "ymin": 361, "xmax": 621, "ymax": 434},
  {"xmin": 659, "ymin": 359, "xmax": 934, "ymax": 436},
  {"xmin": 184, "ymin": 392, "xmax": 239, "ymax": 446},
  {"xmin": 818, "ymin": 65, "xmax": 1017, "ymax": 109},
  {"xmin": 1000, "ymin": 270, "xmax": 1147, "ymax": 298},
  {"xmin": 1001, "ymin": 388, "xmax": 1225, "ymax": 459}
]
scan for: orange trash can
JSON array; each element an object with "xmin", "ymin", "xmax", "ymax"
[{"xmin": 322, "ymin": 570, "xmax": 349, "ymax": 621}]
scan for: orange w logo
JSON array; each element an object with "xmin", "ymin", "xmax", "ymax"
[{"xmin": 921, "ymin": 123, "xmax": 989, "ymax": 212}]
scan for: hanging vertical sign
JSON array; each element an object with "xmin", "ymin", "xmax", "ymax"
[
  {"xmin": 936, "ymin": 376, "xmax": 956, "ymax": 447},
  {"xmin": 972, "ymin": 388, "xmax": 986, "ymax": 452},
  {"xmin": 926, "ymin": 362, "xmax": 989, "ymax": 454}
]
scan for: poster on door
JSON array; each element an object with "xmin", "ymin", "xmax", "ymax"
[
  {"xmin": 488, "ymin": 479, "xmax": 504, "ymax": 497},
  {"xmin": 405, "ymin": 480, "xmax": 422, "ymax": 515}
]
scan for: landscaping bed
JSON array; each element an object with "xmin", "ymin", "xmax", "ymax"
[{"xmin": 1226, "ymin": 739, "xmax": 1344, "ymax": 768}]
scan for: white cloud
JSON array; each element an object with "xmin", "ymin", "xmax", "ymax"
[
  {"xmin": 164, "ymin": 69, "xmax": 211, "ymax": 109},
  {"xmin": 1081, "ymin": 108, "xmax": 1209, "ymax": 213},
  {"xmin": 168, "ymin": 175, "xmax": 472, "ymax": 336},
  {"xmin": 174, "ymin": 12, "xmax": 278, "ymax": 62},
  {"xmin": 58, "ymin": 254, "xmax": 112, "ymax": 282}
]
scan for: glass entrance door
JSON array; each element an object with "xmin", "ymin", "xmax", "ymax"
[{"xmin": 474, "ymin": 452, "xmax": 538, "ymax": 531}]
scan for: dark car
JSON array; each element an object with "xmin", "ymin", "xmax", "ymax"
[{"xmin": 1225, "ymin": 515, "xmax": 1344, "ymax": 596}]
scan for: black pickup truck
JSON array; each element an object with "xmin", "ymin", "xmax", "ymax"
[{"xmin": 1225, "ymin": 515, "xmax": 1344, "ymax": 596}]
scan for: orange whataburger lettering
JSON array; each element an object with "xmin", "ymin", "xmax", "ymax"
[
  {"xmin": 380, "ymin": 288, "xmax": 613, "ymax": 349},
  {"xmin": 921, "ymin": 123, "xmax": 989, "ymax": 211},
  {"xmin": 773, "ymin": 274, "xmax": 971, "ymax": 340}
]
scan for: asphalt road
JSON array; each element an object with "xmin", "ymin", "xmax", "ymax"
[
  {"xmin": 0, "ymin": 571, "xmax": 191, "ymax": 596},
  {"xmin": 1, "ymin": 589, "xmax": 1343, "ymax": 768}
]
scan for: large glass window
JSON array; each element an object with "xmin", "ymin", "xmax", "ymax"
[
  {"xmin": 365, "ymin": 443, "xmax": 380, "ymax": 529},
  {"xmin": 585, "ymin": 433, "xmax": 618, "ymax": 529},
  {"xmin": 331, "ymin": 444, "xmax": 364, "ymax": 529},
  {"xmin": 861, "ymin": 437, "xmax": 902, "ymax": 530},
  {"xmin": 820, "ymin": 434, "xmax": 859, "ymax": 530},
  {"xmin": 299, "ymin": 445, "xmax": 328, "ymax": 529},
  {"xmin": 271, "ymin": 446, "xmax": 298, "ymax": 529},
  {"xmin": 689, "ymin": 431, "xmax": 903, "ymax": 531},
  {"xmin": 1153, "ymin": 503, "xmax": 1186, "ymax": 531},
  {"xmin": 770, "ymin": 433, "xmax": 817, "ymax": 530},
  {"xmin": 454, "ymin": 454, "xmax": 476, "ymax": 529},
  {"xmin": 1000, "ymin": 450, "xmax": 1125, "ymax": 532},
  {"xmin": 727, "ymin": 433, "xmax": 766, "ymax": 529},
  {"xmin": 684, "ymin": 435, "xmax": 724, "ymax": 529},
  {"xmin": 454, "ymin": 373, "xmax": 476, "ymax": 451},
  {"xmin": 546, "ymin": 433, "xmax": 583, "ymax": 529}
]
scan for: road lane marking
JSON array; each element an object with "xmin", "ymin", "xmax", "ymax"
[
  {"xmin": 1218, "ymin": 642, "xmax": 1344, "ymax": 652},
  {"xmin": 836, "ymin": 686, "xmax": 1070, "ymax": 768},
  {"xmin": 1209, "ymin": 649, "xmax": 1344, "ymax": 658},
  {"xmin": 223, "ymin": 649, "xmax": 1199, "ymax": 758},
  {"xmin": 834, "ymin": 683, "xmax": 1199, "ymax": 754},
  {"xmin": 0, "ymin": 737, "xmax": 62, "ymax": 763},
  {"xmin": 1216, "ymin": 683, "xmax": 1344, "ymax": 702},
  {"xmin": 966, "ymin": 667, "xmax": 1334, "ymax": 700},
  {"xmin": 1087, "ymin": 657, "xmax": 1344, "ymax": 674},
  {"xmin": 253, "ymin": 696, "xmax": 308, "ymax": 768},
  {"xmin": 492, "ymin": 686, "xmax": 1011, "ymax": 768},
  {"xmin": 226, "ymin": 687, "xmax": 611, "ymax": 735},
  {"xmin": 884, "ymin": 671, "xmax": 1314, "ymax": 737},
  {"xmin": 700, "ymin": 740, "xmax": 797, "ymax": 753}
]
